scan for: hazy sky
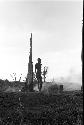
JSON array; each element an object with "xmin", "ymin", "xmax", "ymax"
[{"xmin": 0, "ymin": 0, "xmax": 82, "ymax": 83}]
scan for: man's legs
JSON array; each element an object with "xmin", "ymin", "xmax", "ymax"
[
  {"xmin": 37, "ymin": 79, "xmax": 40, "ymax": 91},
  {"xmin": 39, "ymin": 76, "xmax": 42, "ymax": 91},
  {"xmin": 37, "ymin": 75, "xmax": 42, "ymax": 91}
]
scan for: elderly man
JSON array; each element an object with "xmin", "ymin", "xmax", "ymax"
[{"xmin": 35, "ymin": 58, "xmax": 42, "ymax": 91}]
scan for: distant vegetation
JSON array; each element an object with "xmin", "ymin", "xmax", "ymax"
[
  {"xmin": 0, "ymin": 77, "xmax": 82, "ymax": 93},
  {"xmin": 0, "ymin": 79, "xmax": 24, "ymax": 92}
]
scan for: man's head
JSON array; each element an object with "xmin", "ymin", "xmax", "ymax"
[{"xmin": 37, "ymin": 58, "xmax": 41, "ymax": 63}]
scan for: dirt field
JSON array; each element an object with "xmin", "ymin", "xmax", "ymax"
[{"xmin": 0, "ymin": 90, "xmax": 83, "ymax": 125}]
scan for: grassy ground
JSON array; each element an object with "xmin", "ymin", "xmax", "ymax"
[{"xmin": 0, "ymin": 90, "xmax": 83, "ymax": 125}]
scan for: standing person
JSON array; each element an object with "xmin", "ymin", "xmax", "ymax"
[{"xmin": 35, "ymin": 58, "xmax": 42, "ymax": 91}]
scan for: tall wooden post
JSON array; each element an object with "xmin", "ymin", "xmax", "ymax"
[{"xmin": 27, "ymin": 33, "xmax": 33, "ymax": 91}]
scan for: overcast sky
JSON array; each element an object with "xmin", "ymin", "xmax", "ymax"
[{"xmin": 0, "ymin": 0, "xmax": 82, "ymax": 84}]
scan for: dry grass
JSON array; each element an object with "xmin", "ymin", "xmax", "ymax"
[{"xmin": 0, "ymin": 90, "xmax": 83, "ymax": 125}]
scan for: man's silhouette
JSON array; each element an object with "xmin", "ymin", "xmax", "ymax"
[{"xmin": 35, "ymin": 58, "xmax": 42, "ymax": 91}]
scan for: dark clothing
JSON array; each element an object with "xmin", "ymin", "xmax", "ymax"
[
  {"xmin": 35, "ymin": 63, "xmax": 41, "ymax": 74},
  {"xmin": 35, "ymin": 63, "xmax": 42, "ymax": 81},
  {"xmin": 35, "ymin": 62, "xmax": 42, "ymax": 91}
]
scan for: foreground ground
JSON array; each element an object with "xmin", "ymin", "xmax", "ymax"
[{"xmin": 0, "ymin": 90, "xmax": 83, "ymax": 125}]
